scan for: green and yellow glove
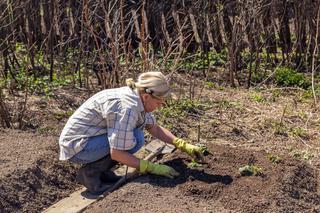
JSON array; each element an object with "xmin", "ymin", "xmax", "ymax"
[
  {"xmin": 172, "ymin": 138, "xmax": 206, "ymax": 163},
  {"xmin": 139, "ymin": 160, "xmax": 180, "ymax": 179}
]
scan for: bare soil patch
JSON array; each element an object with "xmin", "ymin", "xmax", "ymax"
[{"xmin": 0, "ymin": 129, "xmax": 80, "ymax": 213}]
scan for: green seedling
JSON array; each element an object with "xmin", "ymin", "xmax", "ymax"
[
  {"xmin": 291, "ymin": 150, "xmax": 314, "ymax": 161},
  {"xmin": 196, "ymin": 144, "xmax": 213, "ymax": 156},
  {"xmin": 187, "ymin": 159, "xmax": 203, "ymax": 169},
  {"xmin": 302, "ymin": 150, "xmax": 314, "ymax": 161},
  {"xmin": 268, "ymin": 154, "xmax": 281, "ymax": 164},
  {"xmin": 239, "ymin": 165, "xmax": 262, "ymax": 176},
  {"xmin": 205, "ymin": 81, "xmax": 215, "ymax": 89},
  {"xmin": 250, "ymin": 93, "xmax": 265, "ymax": 103}
]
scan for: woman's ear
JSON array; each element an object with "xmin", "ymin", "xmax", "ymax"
[{"xmin": 140, "ymin": 93, "xmax": 149, "ymax": 103}]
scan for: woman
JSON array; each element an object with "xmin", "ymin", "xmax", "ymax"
[{"xmin": 59, "ymin": 71, "xmax": 205, "ymax": 194}]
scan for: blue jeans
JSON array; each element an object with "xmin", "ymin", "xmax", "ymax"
[{"xmin": 69, "ymin": 128, "xmax": 145, "ymax": 164}]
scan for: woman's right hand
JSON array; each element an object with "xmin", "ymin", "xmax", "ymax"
[{"xmin": 139, "ymin": 160, "xmax": 179, "ymax": 179}]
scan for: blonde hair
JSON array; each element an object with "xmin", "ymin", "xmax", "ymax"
[
  {"xmin": 126, "ymin": 72, "xmax": 171, "ymax": 97},
  {"xmin": 126, "ymin": 78, "xmax": 136, "ymax": 89}
]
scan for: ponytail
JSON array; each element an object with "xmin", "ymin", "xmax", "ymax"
[{"xmin": 126, "ymin": 78, "xmax": 136, "ymax": 89}]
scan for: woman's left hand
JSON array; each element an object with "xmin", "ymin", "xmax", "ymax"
[{"xmin": 172, "ymin": 138, "xmax": 206, "ymax": 163}]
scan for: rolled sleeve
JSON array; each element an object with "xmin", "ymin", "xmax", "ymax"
[
  {"xmin": 145, "ymin": 112, "xmax": 156, "ymax": 126},
  {"xmin": 107, "ymin": 108, "xmax": 138, "ymax": 150}
]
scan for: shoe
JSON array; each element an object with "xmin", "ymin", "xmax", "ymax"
[
  {"xmin": 100, "ymin": 170, "xmax": 122, "ymax": 183},
  {"xmin": 76, "ymin": 156, "xmax": 113, "ymax": 195}
]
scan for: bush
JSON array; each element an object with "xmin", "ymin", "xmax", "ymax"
[{"xmin": 274, "ymin": 67, "xmax": 310, "ymax": 89}]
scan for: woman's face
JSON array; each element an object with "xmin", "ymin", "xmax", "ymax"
[{"xmin": 141, "ymin": 93, "xmax": 165, "ymax": 112}]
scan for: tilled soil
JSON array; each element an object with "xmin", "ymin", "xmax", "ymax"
[
  {"xmin": 84, "ymin": 143, "xmax": 320, "ymax": 213},
  {"xmin": 0, "ymin": 129, "xmax": 80, "ymax": 213},
  {"xmin": 1, "ymin": 132, "xmax": 320, "ymax": 213}
]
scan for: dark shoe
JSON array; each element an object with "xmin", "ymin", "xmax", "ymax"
[
  {"xmin": 76, "ymin": 156, "xmax": 113, "ymax": 195},
  {"xmin": 86, "ymin": 183, "xmax": 110, "ymax": 196},
  {"xmin": 100, "ymin": 170, "xmax": 122, "ymax": 183}
]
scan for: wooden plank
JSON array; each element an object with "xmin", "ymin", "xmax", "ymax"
[{"xmin": 42, "ymin": 187, "xmax": 102, "ymax": 213}]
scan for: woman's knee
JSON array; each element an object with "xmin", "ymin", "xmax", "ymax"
[{"xmin": 70, "ymin": 134, "xmax": 110, "ymax": 164}]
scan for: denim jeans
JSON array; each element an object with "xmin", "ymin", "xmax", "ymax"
[{"xmin": 69, "ymin": 128, "xmax": 145, "ymax": 164}]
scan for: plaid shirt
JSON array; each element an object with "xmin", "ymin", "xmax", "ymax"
[{"xmin": 59, "ymin": 86, "xmax": 155, "ymax": 160}]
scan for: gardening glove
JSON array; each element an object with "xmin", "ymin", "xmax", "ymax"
[
  {"xmin": 172, "ymin": 138, "xmax": 205, "ymax": 163},
  {"xmin": 139, "ymin": 159, "xmax": 180, "ymax": 179}
]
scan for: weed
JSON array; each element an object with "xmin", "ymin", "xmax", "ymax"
[
  {"xmin": 36, "ymin": 127, "xmax": 56, "ymax": 134},
  {"xmin": 250, "ymin": 92, "xmax": 265, "ymax": 103},
  {"xmin": 291, "ymin": 150, "xmax": 314, "ymax": 161},
  {"xmin": 274, "ymin": 67, "xmax": 311, "ymax": 89},
  {"xmin": 239, "ymin": 164, "xmax": 262, "ymax": 176},
  {"xmin": 210, "ymin": 119, "xmax": 220, "ymax": 127},
  {"xmin": 187, "ymin": 159, "xmax": 203, "ymax": 169},
  {"xmin": 268, "ymin": 154, "xmax": 281, "ymax": 164},
  {"xmin": 52, "ymin": 111, "xmax": 74, "ymax": 121},
  {"xmin": 302, "ymin": 86, "xmax": 320, "ymax": 100},
  {"xmin": 297, "ymin": 111, "xmax": 308, "ymax": 120},
  {"xmin": 218, "ymin": 99, "xmax": 231, "ymax": 109},
  {"xmin": 251, "ymin": 70, "xmax": 267, "ymax": 84},
  {"xmin": 274, "ymin": 123, "xmax": 288, "ymax": 136},
  {"xmin": 270, "ymin": 89, "xmax": 282, "ymax": 102},
  {"xmin": 302, "ymin": 151, "xmax": 314, "ymax": 161},
  {"xmin": 290, "ymin": 127, "xmax": 309, "ymax": 139},
  {"xmin": 205, "ymin": 81, "xmax": 215, "ymax": 89},
  {"xmin": 292, "ymin": 150, "xmax": 302, "ymax": 159}
]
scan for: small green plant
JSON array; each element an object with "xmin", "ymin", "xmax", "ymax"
[
  {"xmin": 268, "ymin": 154, "xmax": 281, "ymax": 164},
  {"xmin": 290, "ymin": 127, "xmax": 309, "ymax": 139},
  {"xmin": 251, "ymin": 70, "xmax": 267, "ymax": 84},
  {"xmin": 302, "ymin": 151, "xmax": 314, "ymax": 161},
  {"xmin": 292, "ymin": 150, "xmax": 302, "ymax": 159},
  {"xmin": 302, "ymin": 86, "xmax": 320, "ymax": 100},
  {"xmin": 187, "ymin": 159, "xmax": 203, "ymax": 169},
  {"xmin": 274, "ymin": 67, "xmax": 310, "ymax": 89},
  {"xmin": 291, "ymin": 150, "xmax": 314, "ymax": 161},
  {"xmin": 36, "ymin": 127, "xmax": 56, "ymax": 134},
  {"xmin": 270, "ymin": 89, "xmax": 282, "ymax": 102},
  {"xmin": 274, "ymin": 123, "xmax": 288, "ymax": 136},
  {"xmin": 250, "ymin": 92, "xmax": 265, "ymax": 103},
  {"xmin": 196, "ymin": 144, "xmax": 213, "ymax": 156},
  {"xmin": 239, "ymin": 164, "xmax": 262, "ymax": 176},
  {"xmin": 52, "ymin": 110, "xmax": 74, "ymax": 121},
  {"xmin": 205, "ymin": 81, "xmax": 215, "ymax": 89},
  {"xmin": 218, "ymin": 99, "xmax": 231, "ymax": 109},
  {"xmin": 208, "ymin": 49, "xmax": 227, "ymax": 66},
  {"xmin": 210, "ymin": 118, "xmax": 220, "ymax": 127}
]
